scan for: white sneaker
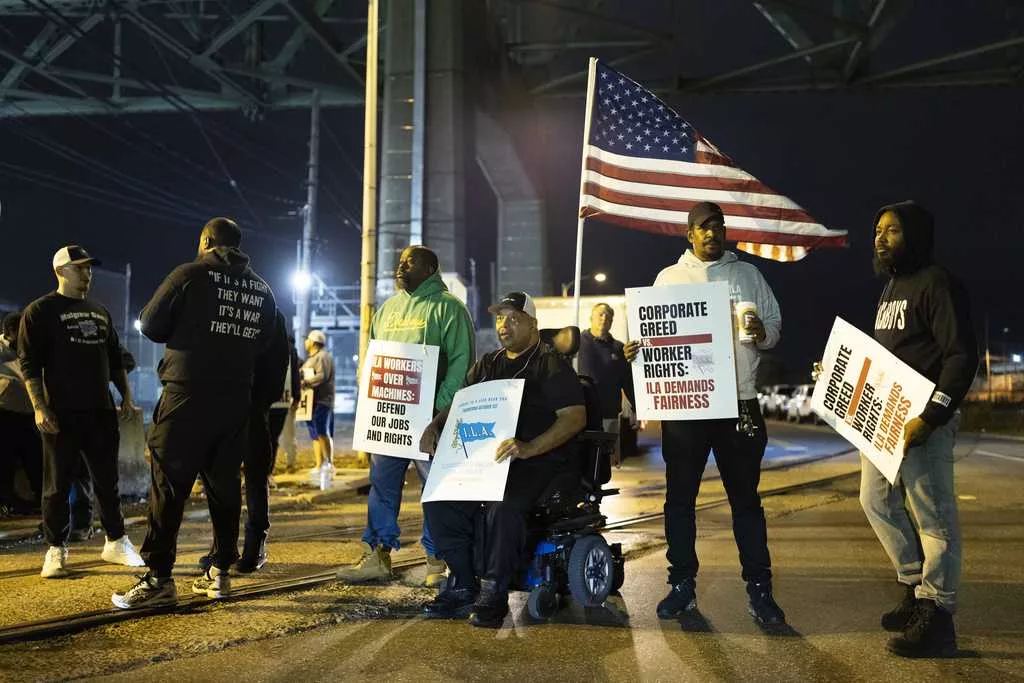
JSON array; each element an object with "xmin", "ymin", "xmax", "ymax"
[
  {"xmin": 192, "ymin": 566, "xmax": 231, "ymax": 598},
  {"xmin": 101, "ymin": 535, "xmax": 146, "ymax": 567},
  {"xmin": 41, "ymin": 546, "xmax": 69, "ymax": 579}
]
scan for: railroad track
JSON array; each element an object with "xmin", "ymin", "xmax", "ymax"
[{"xmin": 0, "ymin": 460, "xmax": 859, "ymax": 645}]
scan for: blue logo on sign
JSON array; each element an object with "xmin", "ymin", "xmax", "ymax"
[{"xmin": 458, "ymin": 421, "xmax": 496, "ymax": 444}]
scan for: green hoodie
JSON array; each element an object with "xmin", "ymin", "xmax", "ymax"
[{"xmin": 370, "ymin": 271, "xmax": 475, "ymax": 412}]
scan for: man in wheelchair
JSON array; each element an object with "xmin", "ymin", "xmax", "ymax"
[{"xmin": 418, "ymin": 291, "xmax": 587, "ymax": 628}]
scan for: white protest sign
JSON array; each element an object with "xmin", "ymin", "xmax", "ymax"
[
  {"xmin": 351, "ymin": 340, "xmax": 439, "ymax": 461},
  {"xmin": 811, "ymin": 317, "xmax": 935, "ymax": 484},
  {"xmin": 295, "ymin": 387, "xmax": 314, "ymax": 422},
  {"xmin": 625, "ymin": 282, "xmax": 738, "ymax": 421},
  {"xmin": 421, "ymin": 379, "xmax": 525, "ymax": 502}
]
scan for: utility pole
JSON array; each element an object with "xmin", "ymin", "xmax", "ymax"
[
  {"xmin": 297, "ymin": 89, "xmax": 321, "ymax": 343},
  {"xmin": 358, "ymin": 0, "xmax": 380, "ymax": 366}
]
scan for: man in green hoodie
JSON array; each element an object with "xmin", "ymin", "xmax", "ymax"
[{"xmin": 337, "ymin": 246, "xmax": 475, "ymax": 588}]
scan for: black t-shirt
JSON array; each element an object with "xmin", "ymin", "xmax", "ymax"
[
  {"xmin": 18, "ymin": 292, "xmax": 123, "ymax": 412},
  {"xmin": 578, "ymin": 330, "xmax": 636, "ymax": 419},
  {"xmin": 466, "ymin": 342, "xmax": 584, "ymax": 460}
]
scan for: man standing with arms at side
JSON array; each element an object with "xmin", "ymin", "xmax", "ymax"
[
  {"xmin": 112, "ymin": 217, "xmax": 277, "ymax": 609},
  {"xmin": 625, "ymin": 202, "xmax": 785, "ymax": 625},
  {"xmin": 578, "ymin": 302, "xmax": 636, "ymax": 466},
  {"xmin": 337, "ymin": 245, "xmax": 475, "ymax": 589},
  {"xmin": 863, "ymin": 201, "xmax": 977, "ymax": 658},
  {"xmin": 301, "ymin": 330, "xmax": 335, "ymax": 474},
  {"xmin": 271, "ymin": 334, "xmax": 301, "ymax": 473},
  {"xmin": 19, "ymin": 246, "xmax": 145, "ymax": 577}
]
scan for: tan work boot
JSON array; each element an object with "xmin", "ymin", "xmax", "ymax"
[
  {"xmin": 336, "ymin": 542, "xmax": 392, "ymax": 583},
  {"xmin": 424, "ymin": 555, "xmax": 448, "ymax": 589}
]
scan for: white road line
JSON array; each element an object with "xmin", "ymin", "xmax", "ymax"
[{"xmin": 976, "ymin": 449, "xmax": 1024, "ymax": 463}]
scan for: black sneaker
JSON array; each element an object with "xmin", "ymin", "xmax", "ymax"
[
  {"xmin": 747, "ymin": 581, "xmax": 786, "ymax": 625},
  {"xmin": 887, "ymin": 599, "xmax": 957, "ymax": 658},
  {"xmin": 469, "ymin": 579, "xmax": 510, "ymax": 628},
  {"xmin": 197, "ymin": 547, "xmax": 215, "ymax": 574},
  {"xmin": 881, "ymin": 583, "xmax": 920, "ymax": 632},
  {"xmin": 423, "ymin": 580, "xmax": 478, "ymax": 619},
  {"xmin": 657, "ymin": 579, "xmax": 697, "ymax": 619},
  {"xmin": 111, "ymin": 573, "xmax": 178, "ymax": 610},
  {"xmin": 234, "ymin": 536, "xmax": 268, "ymax": 574}
]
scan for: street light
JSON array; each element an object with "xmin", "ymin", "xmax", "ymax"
[
  {"xmin": 291, "ymin": 270, "xmax": 313, "ymax": 292},
  {"xmin": 562, "ymin": 271, "xmax": 607, "ymax": 297}
]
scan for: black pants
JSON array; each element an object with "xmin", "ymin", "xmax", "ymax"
[
  {"xmin": 69, "ymin": 472, "xmax": 94, "ymax": 531},
  {"xmin": 142, "ymin": 387, "xmax": 250, "ymax": 577},
  {"xmin": 40, "ymin": 410, "xmax": 124, "ymax": 547},
  {"xmin": 244, "ymin": 407, "xmax": 274, "ymax": 540},
  {"xmin": 425, "ymin": 454, "xmax": 570, "ymax": 588},
  {"xmin": 0, "ymin": 409, "xmax": 42, "ymax": 505},
  {"xmin": 662, "ymin": 399, "xmax": 771, "ymax": 585},
  {"xmin": 268, "ymin": 407, "xmax": 287, "ymax": 461}
]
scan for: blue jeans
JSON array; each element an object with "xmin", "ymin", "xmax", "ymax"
[
  {"xmin": 362, "ymin": 454, "xmax": 434, "ymax": 556},
  {"xmin": 859, "ymin": 413, "xmax": 962, "ymax": 613}
]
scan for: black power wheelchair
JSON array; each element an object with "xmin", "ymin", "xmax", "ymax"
[{"xmin": 473, "ymin": 325, "xmax": 624, "ymax": 620}]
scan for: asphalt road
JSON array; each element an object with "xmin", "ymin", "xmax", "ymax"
[{"xmin": 0, "ymin": 422, "xmax": 1021, "ymax": 682}]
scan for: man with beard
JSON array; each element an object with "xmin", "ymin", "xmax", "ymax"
[
  {"xmin": 19, "ymin": 246, "xmax": 145, "ymax": 577},
  {"xmin": 624, "ymin": 201, "xmax": 785, "ymax": 626},
  {"xmin": 336, "ymin": 246, "xmax": 474, "ymax": 588},
  {"xmin": 863, "ymin": 201, "xmax": 977, "ymax": 658},
  {"xmin": 112, "ymin": 218, "xmax": 278, "ymax": 608},
  {"xmin": 418, "ymin": 292, "xmax": 586, "ymax": 628}
]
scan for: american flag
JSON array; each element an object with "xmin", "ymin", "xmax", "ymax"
[{"xmin": 578, "ymin": 60, "xmax": 847, "ymax": 262}]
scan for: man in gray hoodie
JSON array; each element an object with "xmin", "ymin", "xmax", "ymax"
[{"xmin": 625, "ymin": 201, "xmax": 785, "ymax": 626}]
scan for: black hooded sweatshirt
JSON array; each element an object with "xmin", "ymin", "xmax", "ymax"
[
  {"xmin": 872, "ymin": 201, "xmax": 978, "ymax": 426},
  {"xmin": 140, "ymin": 247, "xmax": 278, "ymax": 390}
]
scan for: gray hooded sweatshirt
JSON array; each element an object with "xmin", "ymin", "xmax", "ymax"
[{"xmin": 654, "ymin": 249, "xmax": 782, "ymax": 400}]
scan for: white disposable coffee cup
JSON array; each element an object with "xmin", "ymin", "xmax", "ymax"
[{"xmin": 735, "ymin": 301, "xmax": 758, "ymax": 343}]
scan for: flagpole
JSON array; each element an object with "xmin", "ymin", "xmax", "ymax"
[{"xmin": 573, "ymin": 57, "xmax": 599, "ymax": 332}]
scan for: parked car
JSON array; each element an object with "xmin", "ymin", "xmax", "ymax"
[
  {"xmin": 763, "ymin": 384, "xmax": 795, "ymax": 418},
  {"xmin": 785, "ymin": 384, "xmax": 817, "ymax": 423}
]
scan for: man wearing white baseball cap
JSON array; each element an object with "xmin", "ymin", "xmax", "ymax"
[
  {"xmin": 19, "ymin": 244, "xmax": 145, "ymax": 578},
  {"xmin": 301, "ymin": 328, "xmax": 335, "ymax": 473}
]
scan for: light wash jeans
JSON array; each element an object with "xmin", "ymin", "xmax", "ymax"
[
  {"xmin": 859, "ymin": 413, "xmax": 962, "ymax": 613},
  {"xmin": 362, "ymin": 454, "xmax": 435, "ymax": 556}
]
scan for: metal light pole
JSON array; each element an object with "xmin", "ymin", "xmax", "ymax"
[
  {"xmin": 358, "ymin": 0, "xmax": 380, "ymax": 365},
  {"xmin": 297, "ymin": 90, "xmax": 321, "ymax": 343}
]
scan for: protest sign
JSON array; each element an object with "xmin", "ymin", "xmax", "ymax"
[
  {"xmin": 421, "ymin": 379, "xmax": 525, "ymax": 502},
  {"xmin": 625, "ymin": 282, "xmax": 738, "ymax": 421},
  {"xmin": 295, "ymin": 387, "xmax": 314, "ymax": 422},
  {"xmin": 811, "ymin": 317, "xmax": 935, "ymax": 484},
  {"xmin": 352, "ymin": 340, "xmax": 439, "ymax": 460}
]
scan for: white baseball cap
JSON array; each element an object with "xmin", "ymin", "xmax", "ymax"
[
  {"xmin": 306, "ymin": 330, "xmax": 327, "ymax": 345},
  {"xmin": 52, "ymin": 245, "xmax": 101, "ymax": 270}
]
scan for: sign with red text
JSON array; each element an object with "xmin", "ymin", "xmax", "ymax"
[
  {"xmin": 811, "ymin": 317, "xmax": 935, "ymax": 484},
  {"xmin": 625, "ymin": 282, "xmax": 738, "ymax": 421},
  {"xmin": 352, "ymin": 340, "xmax": 439, "ymax": 461}
]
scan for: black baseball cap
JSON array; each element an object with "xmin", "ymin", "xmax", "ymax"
[{"xmin": 687, "ymin": 201, "xmax": 725, "ymax": 230}]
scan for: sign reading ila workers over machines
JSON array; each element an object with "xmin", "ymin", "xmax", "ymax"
[
  {"xmin": 625, "ymin": 282, "xmax": 738, "ymax": 421},
  {"xmin": 352, "ymin": 340, "xmax": 439, "ymax": 461},
  {"xmin": 421, "ymin": 379, "xmax": 525, "ymax": 503},
  {"xmin": 811, "ymin": 317, "xmax": 935, "ymax": 485}
]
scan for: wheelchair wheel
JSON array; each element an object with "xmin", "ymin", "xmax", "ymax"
[
  {"xmin": 567, "ymin": 535, "xmax": 614, "ymax": 607},
  {"xmin": 527, "ymin": 584, "xmax": 558, "ymax": 620}
]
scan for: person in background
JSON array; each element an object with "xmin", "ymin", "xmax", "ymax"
[
  {"xmin": 577, "ymin": 302, "xmax": 636, "ymax": 466},
  {"xmin": 301, "ymin": 330, "xmax": 335, "ymax": 474},
  {"xmin": 0, "ymin": 311, "xmax": 42, "ymax": 515},
  {"xmin": 271, "ymin": 334, "xmax": 301, "ymax": 473}
]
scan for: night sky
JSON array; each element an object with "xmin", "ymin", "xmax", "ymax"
[{"xmin": 2, "ymin": 3, "xmax": 1022, "ymax": 383}]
